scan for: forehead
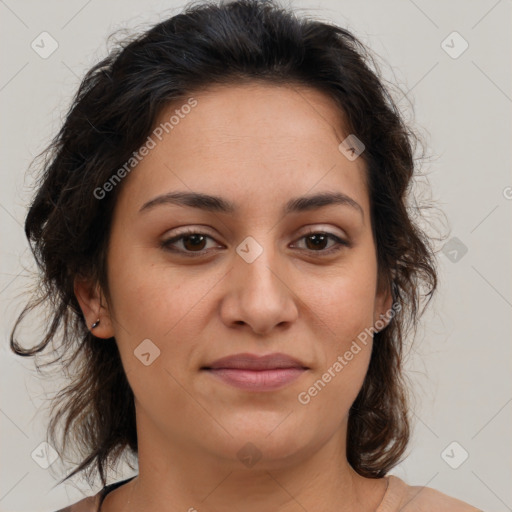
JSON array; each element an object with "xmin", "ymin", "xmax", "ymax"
[
  {"xmin": 115, "ymin": 82, "xmax": 369, "ymax": 219},
  {"xmin": 158, "ymin": 81, "xmax": 350, "ymax": 153}
]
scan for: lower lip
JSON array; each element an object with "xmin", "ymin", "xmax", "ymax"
[{"xmin": 205, "ymin": 368, "xmax": 306, "ymax": 391}]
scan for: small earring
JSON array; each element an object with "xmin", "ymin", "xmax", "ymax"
[{"xmin": 91, "ymin": 319, "xmax": 100, "ymax": 330}]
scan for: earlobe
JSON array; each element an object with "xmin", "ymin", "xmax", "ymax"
[{"xmin": 73, "ymin": 277, "xmax": 115, "ymax": 339}]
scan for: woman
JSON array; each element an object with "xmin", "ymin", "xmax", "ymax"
[{"xmin": 10, "ymin": 0, "xmax": 482, "ymax": 510}]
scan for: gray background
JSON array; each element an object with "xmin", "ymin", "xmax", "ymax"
[{"xmin": 1, "ymin": 0, "xmax": 511, "ymax": 511}]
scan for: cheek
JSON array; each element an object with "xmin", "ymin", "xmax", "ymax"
[
  {"xmin": 106, "ymin": 252, "xmax": 223, "ymax": 363},
  {"xmin": 298, "ymin": 345, "xmax": 372, "ymax": 440},
  {"xmin": 296, "ymin": 275, "xmax": 374, "ymax": 426},
  {"xmin": 300, "ymin": 263, "xmax": 378, "ymax": 347},
  {"xmin": 106, "ymin": 259, "xmax": 216, "ymax": 420},
  {"xmin": 293, "ymin": 250, "xmax": 377, "ymax": 412}
]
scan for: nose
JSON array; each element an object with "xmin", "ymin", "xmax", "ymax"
[{"xmin": 219, "ymin": 239, "xmax": 299, "ymax": 336}]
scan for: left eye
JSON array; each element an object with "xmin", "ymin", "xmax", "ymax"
[
  {"xmin": 161, "ymin": 230, "xmax": 348, "ymax": 256},
  {"xmin": 292, "ymin": 232, "xmax": 348, "ymax": 253}
]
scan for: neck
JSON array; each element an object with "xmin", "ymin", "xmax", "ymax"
[{"xmin": 123, "ymin": 413, "xmax": 387, "ymax": 512}]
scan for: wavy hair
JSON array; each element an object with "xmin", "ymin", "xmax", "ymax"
[{"xmin": 10, "ymin": 0, "xmax": 438, "ymax": 488}]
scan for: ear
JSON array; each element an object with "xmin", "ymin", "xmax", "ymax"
[
  {"xmin": 74, "ymin": 276, "xmax": 115, "ymax": 339},
  {"xmin": 373, "ymin": 274, "xmax": 394, "ymax": 332}
]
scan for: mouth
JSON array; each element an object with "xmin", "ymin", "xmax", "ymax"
[{"xmin": 201, "ymin": 353, "xmax": 308, "ymax": 391}]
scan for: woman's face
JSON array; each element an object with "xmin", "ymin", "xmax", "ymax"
[{"xmin": 79, "ymin": 82, "xmax": 391, "ymax": 469}]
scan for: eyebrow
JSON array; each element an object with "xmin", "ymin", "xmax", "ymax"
[{"xmin": 139, "ymin": 190, "xmax": 364, "ymax": 218}]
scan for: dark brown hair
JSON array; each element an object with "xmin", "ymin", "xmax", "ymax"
[{"xmin": 11, "ymin": 0, "xmax": 438, "ymax": 488}]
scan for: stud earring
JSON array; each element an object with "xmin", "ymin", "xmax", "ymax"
[{"xmin": 91, "ymin": 318, "xmax": 100, "ymax": 330}]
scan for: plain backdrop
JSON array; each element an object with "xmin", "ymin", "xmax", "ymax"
[{"xmin": 0, "ymin": 0, "xmax": 511, "ymax": 511}]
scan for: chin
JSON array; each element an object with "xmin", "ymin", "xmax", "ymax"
[{"xmin": 202, "ymin": 421, "xmax": 318, "ymax": 470}]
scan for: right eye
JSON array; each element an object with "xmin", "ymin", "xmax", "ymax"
[{"xmin": 160, "ymin": 230, "xmax": 223, "ymax": 257}]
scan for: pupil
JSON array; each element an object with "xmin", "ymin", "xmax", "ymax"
[
  {"xmin": 184, "ymin": 234, "xmax": 206, "ymax": 251},
  {"xmin": 306, "ymin": 234, "xmax": 327, "ymax": 250}
]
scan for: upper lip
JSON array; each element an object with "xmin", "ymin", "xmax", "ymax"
[{"xmin": 203, "ymin": 353, "xmax": 308, "ymax": 371}]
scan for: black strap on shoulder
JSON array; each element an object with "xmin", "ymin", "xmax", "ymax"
[{"xmin": 99, "ymin": 476, "xmax": 137, "ymax": 506}]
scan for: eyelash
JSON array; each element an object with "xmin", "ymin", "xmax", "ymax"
[{"xmin": 160, "ymin": 228, "xmax": 350, "ymax": 258}]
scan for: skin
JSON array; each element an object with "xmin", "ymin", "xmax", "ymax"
[{"xmin": 75, "ymin": 82, "xmax": 393, "ymax": 512}]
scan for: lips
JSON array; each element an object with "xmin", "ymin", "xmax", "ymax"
[
  {"xmin": 203, "ymin": 352, "xmax": 308, "ymax": 371},
  {"xmin": 202, "ymin": 353, "xmax": 308, "ymax": 391}
]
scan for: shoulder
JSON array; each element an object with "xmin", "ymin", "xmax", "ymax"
[
  {"xmin": 53, "ymin": 493, "xmax": 101, "ymax": 512},
  {"xmin": 401, "ymin": 484, "xmax": 483, "ymax": 512},
  {"xmin": 379, "ymin": 475, "xmax": 483, "ymax": 512},
  {"xmin": 53, "ymin": 476, "xmax": 136, "ymax": 512}
]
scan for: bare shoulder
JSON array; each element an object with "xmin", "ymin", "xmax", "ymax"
[
  {"xmin": 54, "ymin": 493, "xmax": 101, "ymax": 512},
  {"xmin": 53, "ymin": 476, "xmax": 137, "ymax": 512},
  {"xmin": 400, "ymin": 480, "xmax": 483, "ymax": 512}
]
